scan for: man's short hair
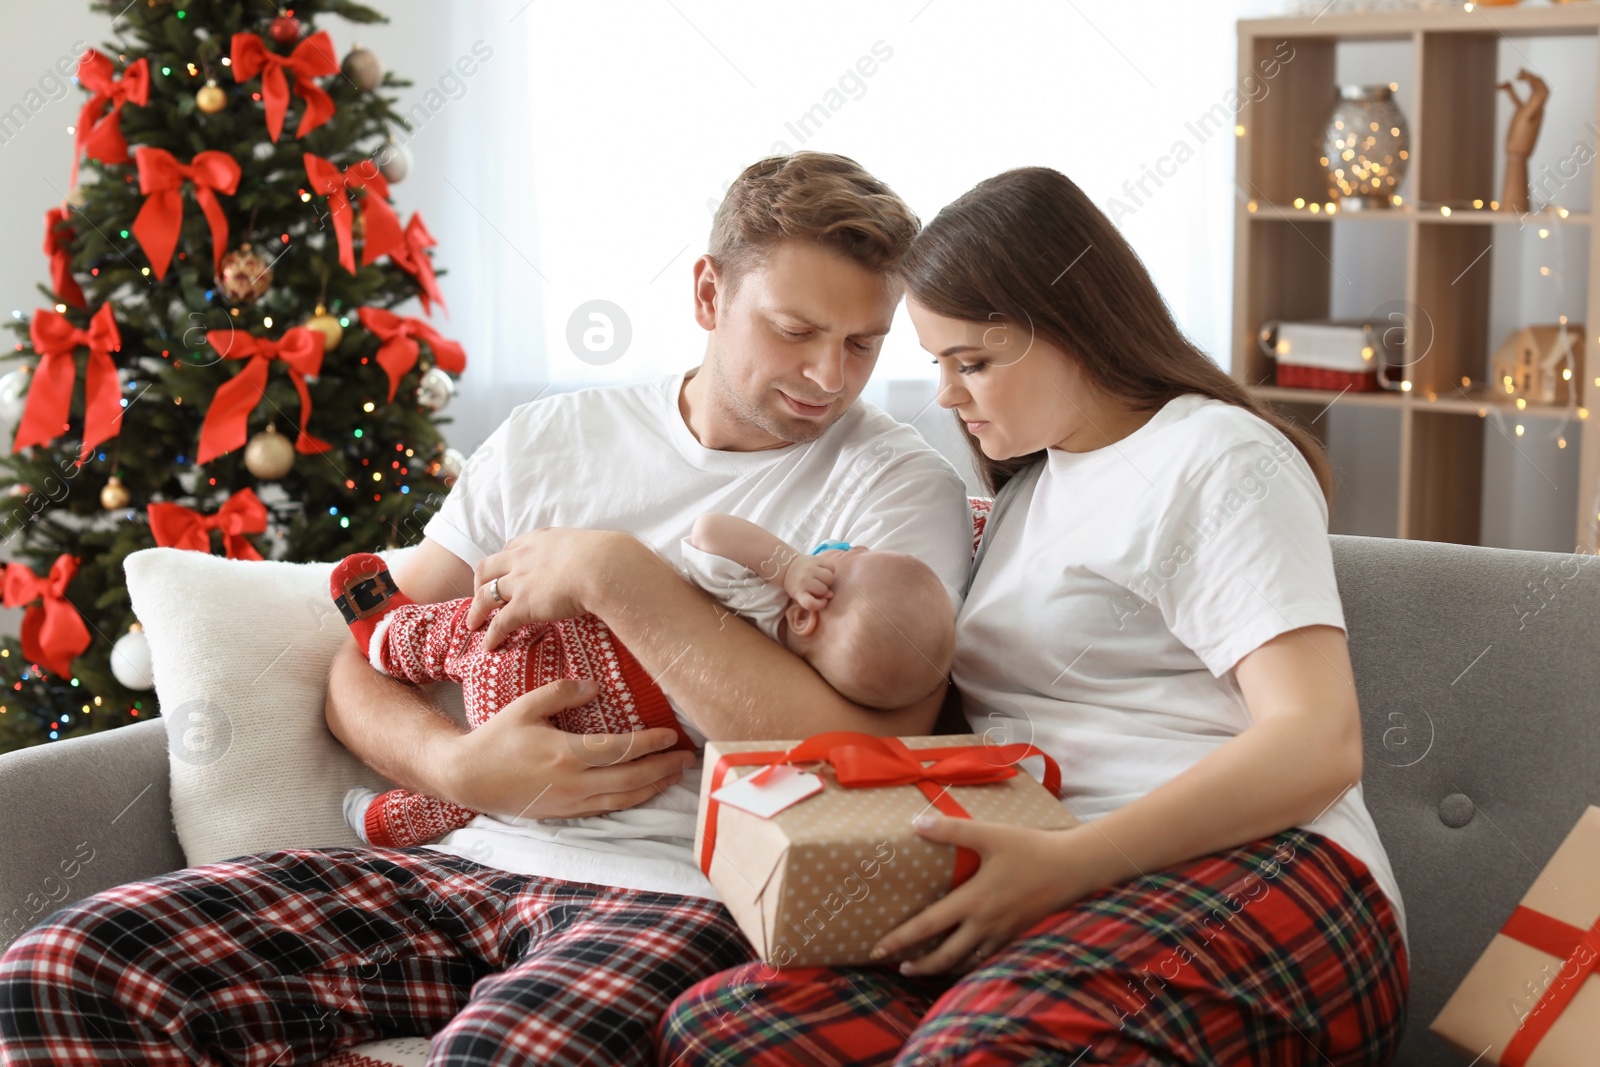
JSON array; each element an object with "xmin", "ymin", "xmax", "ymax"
[{"xmin": 709, "ymin": 152, "xmax": 920, "ymax": 295}]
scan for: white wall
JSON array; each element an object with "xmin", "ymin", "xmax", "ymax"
[{"xmin": 0, "ymin": 6, "xmax": 103, "ymax": 320}]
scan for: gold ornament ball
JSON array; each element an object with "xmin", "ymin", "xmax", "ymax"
[
  {"xmin": 65, "ymin": 184, "xmax": 89, "ymax": 208},
  {"xmin": 100, "ymin": 476, "xmax": 130, "ymax": 510},
  {"xmin": 305, "ymin": 308, "xmax": 343, "ymax": 350},
  {"xmin": 342, "ymin": 46, "xmax": 384, "ymax": 92},
  {"xmin": 196, "ymin": 82, "xmax": 226, "ymax": 114},
  {"xmin": 216, "ymin": 244, "xmax": 273, "ymax": 305},
  {"xmin": 244, "ymin": 425, "xmax": 296, "ymax": 480}
]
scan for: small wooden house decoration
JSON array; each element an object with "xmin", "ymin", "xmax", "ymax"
[{"xmin": 1490, "ymin": 324, "xmax": 1585, "ymax": 405}]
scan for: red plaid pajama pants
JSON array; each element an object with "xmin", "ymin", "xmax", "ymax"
[
  {"xmin": 0, "ymin": 845, "xmax": 752, "ymax": 1066},
  {"xmin": 658, "ymin": 829, "xmax": 1408, "ymax": 1066}
]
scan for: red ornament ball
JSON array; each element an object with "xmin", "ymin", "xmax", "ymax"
[
  {"xmin": 268, "ymin": 15, "xmax": 301, "ymax": 44},
  {"xmin": 215, "ymin": 244, "xmax": 274, "ymax": 305}
]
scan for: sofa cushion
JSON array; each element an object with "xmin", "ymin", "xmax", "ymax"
[{"xmin": 123, "ymin": 547, "xmax": 418, "ymax": 866}]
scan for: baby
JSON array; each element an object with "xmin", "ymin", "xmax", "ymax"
[{"xmin": 335, "ymin": 513, "xmax": 957, "ymax": 848}]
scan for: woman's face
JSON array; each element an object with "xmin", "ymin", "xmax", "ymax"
[{"xmin": 908, "ymin": 297, "xmax": 1115, "ymax": 460}]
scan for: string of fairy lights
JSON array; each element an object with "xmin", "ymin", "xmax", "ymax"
[{"xmin": 1238, "ymin": 132, "xmax": 1598, "ymax": 547}]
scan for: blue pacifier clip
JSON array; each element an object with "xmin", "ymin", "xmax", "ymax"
[{"xmin": 810, "ymin": 540, "xmax": 852, "ymax": 555}]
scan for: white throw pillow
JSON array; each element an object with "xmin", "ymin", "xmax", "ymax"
[{"xmin": 123, "ymin": 546, "xmax": 460, "ymax": 866}]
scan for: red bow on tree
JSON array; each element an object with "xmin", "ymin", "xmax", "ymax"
[
  {"xmin": 1, "ymin": 555, "xmax": 89, "ymax": 679},
  {"xmin": 43, "ymin": 207, "xmax": 86, "ymax": 309},
  {"xmin": 357, "ymin": 308, "xmax": 466, "ymax": 401},
  {"xmin": 199, "ymin": 327, "xmax": 331, "ymax": 464},
  {"xmin": 16, "ymin": 305, "xmax": 122, "ymax": 466},
  {"xmin": 390, "ymin": 213, "xmax": 447, "ymax": 316},
  {"xmin": 130, "ymin": 147, "xmax": 241, "ymax": 281},
  {"xmin": 303, "ymin": 153, "xmax": 404, "ymax": 274},
  {"xmin": 148, "ymin": 487, "xmax": 268, "ymax": 561},
  {"xmin": 229, "ymin": 30, "xmax": 338, "ymax": 142},
  {"xmin": 70, "ymin": 50, "xmax": 149, "ymax": 187}
]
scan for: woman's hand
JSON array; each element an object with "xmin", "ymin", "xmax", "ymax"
[
  {"xmin": 465, "ymin": 528, "xmax": 635, "ymax": 650},
  {"xmin": 870, "ymin": 817, "xmax": 1112, "ymax": 976}
]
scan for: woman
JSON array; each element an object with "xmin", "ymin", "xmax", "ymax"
[{"xmin": 653, "ymin": 167, "xmax": 1409, "ymax": 1065}]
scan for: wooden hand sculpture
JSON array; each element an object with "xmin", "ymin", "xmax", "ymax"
[{"xmin": 1498, "ymin": 69, "xmax": 1550, "ymax": 214}]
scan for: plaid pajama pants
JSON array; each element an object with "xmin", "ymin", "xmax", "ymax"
[
  {"xmin": 659, "ymin": 829, "xmax": 1408, "ymax": 1066},
  {"xmin": 0, "ymin": 845, "xmax": 752, "ymax": 1066}
]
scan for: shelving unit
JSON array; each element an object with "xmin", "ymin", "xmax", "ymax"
[{"xmin": 1232, "ymin": 4, "xmax": 1600, "ymax": 552}]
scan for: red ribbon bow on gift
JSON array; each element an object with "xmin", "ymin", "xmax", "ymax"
[
  {"xmin": 70, "ymin": 50, "xmax": 149, "ymax": 187},
  {"xmin": 303, "ymin": 153, "xmax": 404, "ymax": 274},
  {"xmin": 1, "ymin": 555, "xmax": 89, "ymax": 679},
  {"xmin": 199, "ymin": 327, "xmax": 331, "ymax": 464},
  {"xmin": 15, "ymin": 306, "xmax": 122, "ymax": 465},
  {"xmin": 229, "ymin": 30, "xmax": 338, "ymax": 143},
  {"xmin": 44, "ymin": 207, "xmax": 86, "ymax": 309},
  {"xmin": 130, "ymin": 147, "xmax": 241, "ymax": 281},
  {"xmin": 700, "ymin": 732, "xmax": 1063, "ymax": 889},
  {"xmin": 357, "ymin": 307, "xmax": 466, "ymax": 401},
  {"xmin": 148, "ymin": 487, "xmax": 268, "ymax": 561},
  {"xmin": 1497, "ymin": 905, "xmax": 1600, "ymax": 1065},
  {"xmin": 390, "ymin": 213, "xmax": 447, "ymax": 316}
]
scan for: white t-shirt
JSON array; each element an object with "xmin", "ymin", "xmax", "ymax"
[
  {"xmin": 419, "ymin": 368, "xmax": 972, "ymax": 899},
  {"xmin": 954, "ymin": 393, "xmax": 1408, "ymax": 951}
]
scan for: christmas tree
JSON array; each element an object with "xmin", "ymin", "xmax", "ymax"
[{"xmin": 0, "ymin": 0, "xmax": 468, "ymax": 753}]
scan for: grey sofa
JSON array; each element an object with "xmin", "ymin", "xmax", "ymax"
[{"xmin": 2, "ymin": 534, "xmax": 1597, "ymax": 1066}]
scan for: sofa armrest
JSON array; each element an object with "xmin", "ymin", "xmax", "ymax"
[{"xmin": 0, "ymin": 719, "xmax": 186, "ymax": 953}]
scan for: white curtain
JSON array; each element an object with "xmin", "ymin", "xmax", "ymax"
[
  {"xmin": 396, "ymin": 0, "xmax": 1284, "ymax": 474},
  {"xmin": 361, "ymin": 1, "xmax": 548, "ymax": 443}
]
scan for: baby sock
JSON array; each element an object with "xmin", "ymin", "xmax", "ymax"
[
  {"xmin": 343, "ymin": 786, "xmax": 378, "ymax": 844},
  {"xmin": 331, "ymin": 552, "xmax": 414, "ymax": 658}
]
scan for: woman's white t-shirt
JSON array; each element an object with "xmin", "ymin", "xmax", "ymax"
[
  {"xmin": 954, "ymin": 393, "xmax": 1408, "ymax": 950},
  {"xmin": 418, "ymin": 369, "xmax": 973, "ymax": 900}
]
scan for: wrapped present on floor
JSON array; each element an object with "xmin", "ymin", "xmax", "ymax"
[
  {"xmin": 1430, "ymin": 805, "xmax": 1600, "ymax": 1065},
  {"xmin": 695, "ymin": 732, "xmax": 1076, "ymax": 969}
]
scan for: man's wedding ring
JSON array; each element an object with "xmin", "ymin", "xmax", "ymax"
[{"xmin": 488, "ymin": 577, "xmax": 504, "ymax": 604}]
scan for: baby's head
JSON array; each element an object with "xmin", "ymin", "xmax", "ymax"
[{"xmin": 781, "ymin": 548, "xmax": 955, "ymax": 709}]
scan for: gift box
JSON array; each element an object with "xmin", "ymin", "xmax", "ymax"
[
  {"xmin": 1430, "ymin": 805, "xmax": 1600, "ymax": 1065},
  {"xmin": 1261, "ymin": 320, "xmax": 1383, "ymax": 392},
  {"xmin": 695, "ymin": 732, "xmax": 1077, "ymax": 968}
]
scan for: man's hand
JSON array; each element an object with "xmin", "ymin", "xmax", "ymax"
[
  {"xmin": 465, "ymin": 527, "xmax": 628, "ymax": 650},
  {"xmin": 444, "ymin": 676, "xmax": 697, "ymax": 819}
]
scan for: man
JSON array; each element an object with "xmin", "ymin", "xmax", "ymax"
[{"xmin": 0, "ymin": 152, "xmax": 971, "ymax": 1066}]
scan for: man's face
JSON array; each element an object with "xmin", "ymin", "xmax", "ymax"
[{"xmin": 697, "ymin": 240, "xmax": 899, "ymax": 448}]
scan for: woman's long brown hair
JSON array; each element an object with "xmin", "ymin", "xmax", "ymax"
[{"xmin": 900, "ymin": 167, "xmax": 1333, "ymax": 502}]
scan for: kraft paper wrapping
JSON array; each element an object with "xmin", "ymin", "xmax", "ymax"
[
  {"xmin": 1430, "ymin": 805, "xmax": 1600, "ymax": 1066},
  {"xmin": 696, "ymin": 734, "xmax": 1077, "ymax": 968}
]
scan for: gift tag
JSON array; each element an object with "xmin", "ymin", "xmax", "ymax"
[{"xmin": 711, "ymin": 764, "xmax": 824, "ymax": 819}]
